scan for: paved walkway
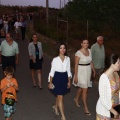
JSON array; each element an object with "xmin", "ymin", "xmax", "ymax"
[{"xmin": 0, "ymin": 34, "xmax": 99, "ymax": 120}]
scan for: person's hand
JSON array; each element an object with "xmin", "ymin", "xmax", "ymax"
[
  {"xmin": 74, "ymin": 77, "xmax": 78, "ymax": 84},
  {"xmin": 16, "ymin": 59, "xmax": 19, "ymax": 64},
  {"xmin": 114, "ymin": 111, "xmax": 119, "ymax": 119},
  {"xmin": 10, "ymin": 82, "xmax": 14, "ymax": 86},
  {"xmin": 48, "ymin": 83, "xmax": 54, "ymax": 89},
  {"xmin": 67, "ymin": 82, "xmax": 71, "ymax": 89},
  {"xmin": 7, "ymin": 84, "xmax": 11, "ymax": 88},
  {"xmin": 32, "ymin": 59, "xmax": 36, "ymax": 63}
]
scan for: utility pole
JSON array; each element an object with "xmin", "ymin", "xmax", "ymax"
[
  {"xmin": 64, "ymin": 0, "xmax": 65, "ymax": 7},
  {"xmin": 60, "ymin": 0, "xmax": 61, "ymax": 9},
  {"xmin": 46, "ymin": 0, "xmax": 49, "ymax": 29},
  {"xmin": 0, "ymin": 0, "xmax": 1, "ymax": 6}
]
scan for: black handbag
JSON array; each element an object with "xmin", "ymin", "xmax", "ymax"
[
  {"xmin": 5, "ymin": 92, "xmax": 15, "ymax": 106},
  {"xmin": 110, "ymin": 104, "xmax": 120, "ymax": 118}
]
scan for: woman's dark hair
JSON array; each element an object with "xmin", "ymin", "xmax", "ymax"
[
  {"xmin": 105, "ymin": 54, "xmax": 119, "ymax": 70},
  {"xmin": 55, "ymin": 42, "xmax": 67, "ymax": 57},
  {"xmin": 30, "ymin": 33, "xmax": 37, "ymax": 42}
]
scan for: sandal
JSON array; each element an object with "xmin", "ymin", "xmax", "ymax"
[
  {"xmin": 52, "ymin": 105, "xmax": 59, "ymax": 115},
  {"xmin": 74, "ymin": 98, "xmax": 80, "ymax": 107},
  {"xmin": 85, "ymin": 112, "xmax": 91, "ymax": 116},
  {"xmin": 84, "ymin": 109, "xmax": 91, "ymax": 116}
]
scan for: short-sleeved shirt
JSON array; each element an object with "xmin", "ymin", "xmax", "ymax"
[
  {"xmin": 91, "ymin": 43, "xmax": 105, "ymax": 69},
  {"xmin": 0, "ymin": 40, "xmax": 19, "ymax": 56},
  {"xmin": 1, "ymin": 78, "xmax": 18, "ymax": 104},
  {"xmin": 14, "ymin": 22, "xmax": 22, "ymax": 28}
]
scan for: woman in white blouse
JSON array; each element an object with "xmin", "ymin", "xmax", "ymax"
[
  {"xmin": 48, "ymin": 43, "xmax": 72, "ymax": 120},
  {"xmin": 96, "ymin": 54, "xmax": 120, "ymax": 119}
]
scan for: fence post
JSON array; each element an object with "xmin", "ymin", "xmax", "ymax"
[
  {"xmin": 87, "ymin": 20, "xmax": 88, "ymax": 40},
  {"xmin": 66, "ymin": 20, "xmax": 68, "ymax": 46}
]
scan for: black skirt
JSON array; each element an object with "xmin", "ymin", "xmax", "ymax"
[
  {"xmin": 50, "ymin": 71, "xmax": 70, "ymax": 96},
  {"xmin": 29, "ymin": 58, "xmax": 42, "ymax": 70}
]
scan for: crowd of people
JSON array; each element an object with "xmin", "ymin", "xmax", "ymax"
[
  {"xmin": 0, "ymin": 12, "xmax": 120, "ymax": 120},
  {"xmin": 48, "ymin": 37, "xmax": 120, "ymax": 120}
]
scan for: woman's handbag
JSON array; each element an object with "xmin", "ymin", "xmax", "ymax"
[
  {"xmin": 110, "ymin": 104, "xmax": 120, "ymax": 118},
  {"xmin": 5, "ymin": 92, "xmax": 15, "ymax": 106}
]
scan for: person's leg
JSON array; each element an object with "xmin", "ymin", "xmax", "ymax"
[
  {"xmin": 37, "ymin": 69, "xmax": 42, "ymax": 88},
  {"xmin": 82, "ymin": 88, "xmax": 91, "ymax": 115},
  {"xmin": 57, "ymin": 95, "xmax": 66, "ymax": 120},
  {"xmin": 74, "ymin": 88, "xmax": 82, "ymax": 107},
  {"xmin": 4, "ymin": 104, "xmax": 12, "ymax": 120},
  {"xmin": 22, "ymin": 27, "xmax": 26, "ymax": 40},
  {"xmin": 31, "ymin": 69, "xmax": 36, "ymax": 86},
  {"xmin": 21, "ymin": 27, "xmax": 24, "ymax": 40},
  {"xmin": 94, "ymin": 68, "xmax": 104, "ymax": 83},
  {"xmin": 93, "ymin": 69, "xmax": 100, "ymax": 83}
]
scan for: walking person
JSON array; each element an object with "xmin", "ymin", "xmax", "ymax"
[
  {"xmin": 96, "ymin": 54, "xmax": 120, "ymax": 120},
  {"xmin": 73, "ymin": 39, "xmax": 95, "ymax": 115},
  {"xmin": 48, "ymin": 43, "xmax": 72, "ymax": 120},
  {"xmin": 3, "ymin": 17, "xmax": 9, "ymax": 34},
  {"xmin": 91, "ymin": 36, "xmax": 105, "ymax": 83},
  {"xmin": 0, "ymin": 28, "xmax": 6, "ymax": 45},
  {"xmin": 14, "ymin": 19, "xmax": 21, "ymax": 40},
  {"xmin": 0, "ymin": 33, "xmax": 19, "ymax": 72},
  {"xmin": 28, "ymin": 34, "xmax": 43, "ymax": 88},
  {"xmin": 0, "ymin": 66, "xmax": 19, "ymax": 120},
  {"xmin": 21, "ymin": 17, "xmax": 27, "ymax": 40}
]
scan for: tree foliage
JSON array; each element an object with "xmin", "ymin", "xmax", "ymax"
[{"xmin": 64, "ymin": 0, "xmax": 120, "ymax": 30}]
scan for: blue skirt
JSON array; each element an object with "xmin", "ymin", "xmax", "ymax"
[{"xmin": 50, "ymin": 71, "xmax": 70, "ymax": 96}]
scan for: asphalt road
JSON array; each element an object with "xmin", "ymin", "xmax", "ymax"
[{"xmin": 0, "ymin": 37, "xmax": 99, "ymax": 120}]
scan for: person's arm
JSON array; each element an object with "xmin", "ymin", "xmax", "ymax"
[
  {"xmin": 99, "ymin": 77, "xmax": 112, "ymax": 109},
  {"xmin": 1, "ymin": 84, "xmax": 10, "ymax": 92},
  {"xmin": 48, "ymin": 59, "xmax": 55, "ymax": 89},
  {"xmin": 90, "ymin": 62, "xmax": 95, "ymax": 78},
  {"xmin": 15, "ymin": 43, "xmax": 19, "ymax": 64},
  {"xmin": 90, "ymin": 45, "xmax": 95, "ymax": 60},
  {"xmin": 10, "ymin": 82, "xmax": 18, "ymax": 91},
  {"xmin": 74, "ymin": 55, "xmax": 80, "ymax": 84},
  {"xmin": 66, "ymin": 57, "xmax": 72, "ymax": 88},
  {"xmin": 110, "ymin": 108, "xmax": 119, "ymax": 119}
]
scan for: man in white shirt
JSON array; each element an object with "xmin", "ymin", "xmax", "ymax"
[{"xmin": 14, "ymin": 19, "xmax": 22, "ymax": 40}]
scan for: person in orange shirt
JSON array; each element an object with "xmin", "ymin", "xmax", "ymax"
[{"xmin": 0, "ymin": 66, "xmax": 19, "ymax": 120}]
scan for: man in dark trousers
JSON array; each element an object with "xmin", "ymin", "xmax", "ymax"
[{"xmin": 0, "ymin": 33, "xmax": 19, "ymax": 72}]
